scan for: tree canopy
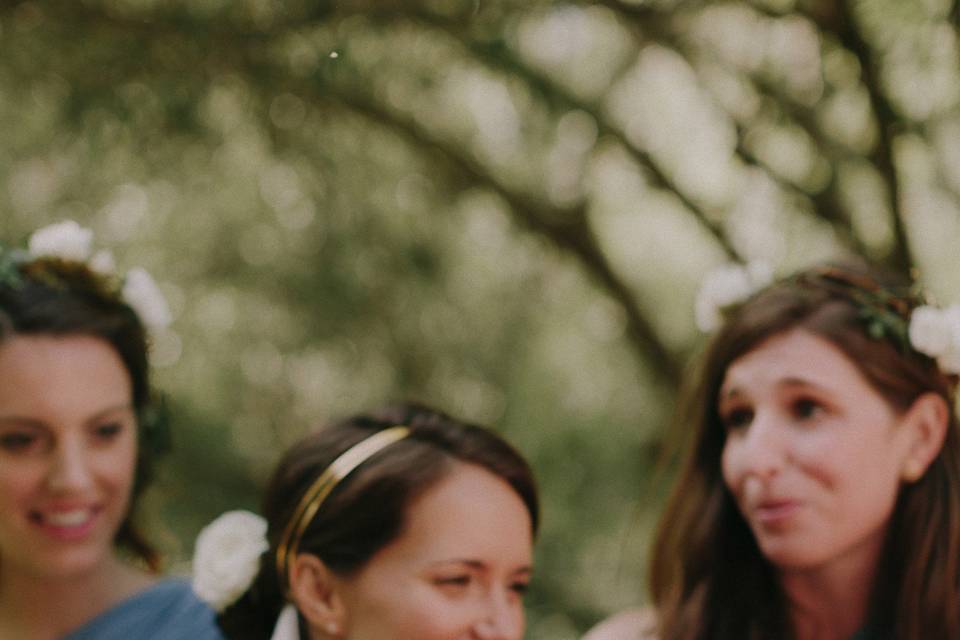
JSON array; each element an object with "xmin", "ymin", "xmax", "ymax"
[{"xmin": 1, "ymin": 0, "xmax": 958, "ymax": 636}]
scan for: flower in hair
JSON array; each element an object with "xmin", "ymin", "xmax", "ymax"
[
  {"xmin": 192, "ymin": 510, "xmax": 269, "ymax": 613},
  {"xmin": 19, "ymin": 220, "xmax": 172, "ymax": 331},
  {"xmin": 695, "ymin": 261, "xmax": 773, "ymax": 332},
  {"xmin": 908, "ymin": 304, "xmax": 960, "ymax": 374},
  {"xmin": 27, "ymin": 220, "xmax": 94, "ymax": 262},
  {"xmin": 122, "ymin": 267, "xmax": 172, "ymax": 330}
]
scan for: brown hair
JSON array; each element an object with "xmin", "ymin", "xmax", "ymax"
[
  {"xmin": 217, "ymin": 403, "xmax": 539, "ymax": 640},
  {"xmin": 0, "ymin": 258, "xmax": 165, "ymax": 570},
  {"xmin": 650, "ymin": 262, "xmax": 960, "ymax": 639}
]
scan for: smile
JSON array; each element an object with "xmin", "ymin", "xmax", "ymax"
[{"xmin": 30, "ymin": 507, "xmax": 101, "ymax": 540}]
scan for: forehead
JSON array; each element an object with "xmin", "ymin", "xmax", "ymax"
[
  {"xmin": 0, "ymin": 334, "xmax": 131, "ymax": 415},
  {"xmin": 365, "ymin": 462, "xmax": 533, "ymax": 570},
  {"xmin": 721, "ymin": 329, "xmax": 868, "ymax": 395}
]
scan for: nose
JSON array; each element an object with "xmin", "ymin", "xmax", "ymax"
[
  {"xmin": 734, "ymin": 411, "xmax": 787, "ymax": 482},
  {"xmin": 47, "ymin": 437, "xmax": 95, "ymax": 493},
  {"xmin": 473, "ymin": 590, "xmax": 524, "ymax": 640}
]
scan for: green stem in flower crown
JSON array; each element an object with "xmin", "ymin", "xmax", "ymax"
[{"xmin": 0, "ymin": 247, "xmax": 25, "ymax": 290}]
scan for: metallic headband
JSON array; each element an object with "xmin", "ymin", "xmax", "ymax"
[{"xmin": 275, "ymin": 425, "xmax": 411, "ymax": 587}]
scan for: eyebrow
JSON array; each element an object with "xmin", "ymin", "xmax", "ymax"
[
  {"xmin": 721, "ymin": 374, "xmax": 834, "ymax": 397},
  {"xmin": 0, "ymin": 404, "xmax": 135, "ymax": 429},
  {"xmin": 430, "ymin": 559, "xmax": 534, "ymax": 575}
]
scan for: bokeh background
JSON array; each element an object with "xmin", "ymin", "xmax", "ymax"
[{"xmin": 2, "ymin": 0, "xmax": 960, "ymax": 636}]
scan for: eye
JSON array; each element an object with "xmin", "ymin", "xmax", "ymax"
[
  {"xmin": 720, "ymin": 407, "xmax": 753, "ymax": 431},
  {"xmin": 510, "ymin": 580, "xmax": 530, "ymax": 596},
  {"xmin": 435, "ymin": 575, "xmax": 472, "ymax": 588},
  {"xmin": 0, "ymin": 431, "xmax": 39, "ymax": 453},
  {"xmin": 433, "ymin": 574, "xmax": 478, "ymax": 598},
  {"xmin": 792, "ymin": 397, "xmax": 824, "ymax": 421},
  {"xmin": 92, "ymin": 422, "xmax": 125, "ymax": 442}
]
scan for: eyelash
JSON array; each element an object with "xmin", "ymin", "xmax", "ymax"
[
  {"xmin": 93, "ymin": 422, "xmax": 124, "ymax": 440},
  {"xmin": 0, "ymin": 432, "xmax": 38, "ymax": 452},
  {"xmin": 792, "ymin": 397, "xmax": 823, "ymax": 420},
  {"xmin": 720, "ymin": 407, "xmax": 753, "ymax": 431},
  {"xmin": 720, "ymin": 396, "xmax": 826, "ymax": 430}
]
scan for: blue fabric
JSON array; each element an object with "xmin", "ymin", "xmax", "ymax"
[{"xmin": 64, "ymin": 578, "xmax": 225, "ymax": 640}]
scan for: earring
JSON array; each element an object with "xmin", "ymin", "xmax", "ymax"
[{"xmin": 324, "ymin": 621, "xmax": 340, "ymax": 637}]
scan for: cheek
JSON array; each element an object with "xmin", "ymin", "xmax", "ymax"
[
  {"xmin": 350, "ymin": 584, "xmax": 466, "ymax": 639},
  {"xmin": 0, "ymin": 467, "xmax": 35, "ymax": 510},
  {"xmin": 97, "ymin": 439, "xmax": 139, "ymax": 500},
  {"xmin": 720, "ymin": 438, "xmax": 740, "ymax": 493}
]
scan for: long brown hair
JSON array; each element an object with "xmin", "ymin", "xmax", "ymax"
[
  {"xmin": 217, "ymin": 403, "xmax": 539, "ymax": 640},
  {"xmin": 650, "ymin": 262, "xmax": 960, "ymax": 639}
]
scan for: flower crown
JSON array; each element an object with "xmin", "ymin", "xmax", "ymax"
[
  {"xmin": 695, "ymin": 261, "xmax": 960, "ymax": 376},
  {"xmin": 191, "ymin": 426, "xmax": 411, "ymax": 639},
  {"xmin": 0, "ymin": 220, "xmax": 172, "ymax": 331}
]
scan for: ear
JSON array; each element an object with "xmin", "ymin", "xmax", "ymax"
[
  {"xmin": 288, "ymin": 553, "xmax": 348, "ymax": 639},
  {"xmin": 899, "ymin": 392, "xmax": 949, "ymax": 483}
]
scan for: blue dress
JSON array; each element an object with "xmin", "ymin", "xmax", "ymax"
[{"xmin": 65, "ymin": 579, "xmax": 225, "ymax": 640}]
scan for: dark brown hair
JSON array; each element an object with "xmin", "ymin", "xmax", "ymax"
[
  {"xmin": 0, "ymin": 258, "xmax": 164, "ymax": 570},
  {"xmin": 217, "ymin": 403, "xmax": 539, "ymax": 640},
  {"xmin": 650, "ymin": 262, "xmax": 960, "ymax": 639}
]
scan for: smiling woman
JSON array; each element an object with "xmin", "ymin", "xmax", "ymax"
[
  {"xmin": 0, "ymin": 221, "xmax": 223, "ymax": 640},
  {"xmin": 585, "ymin": 261, "xmax": 960, "ymax": 640},
  {"xmin": 193, "ymin": 403, "xmax": 539, "ymax": 640}
]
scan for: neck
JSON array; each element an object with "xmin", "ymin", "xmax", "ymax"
[
  {"xmin": 780, "ymin": 550, "xmax": 881, "ymax": 640},
  {"xmin": 0, "ymin": 553, "xmax": 154, "ymax": 640}
]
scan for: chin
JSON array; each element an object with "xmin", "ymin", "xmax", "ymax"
[
  {"xmin": 756, "ymin": 538, "xmax": 827, "ymax": 571},
  {"xmin": 34, "ymin": 543, "xmax": 114, "ymax": 580}
]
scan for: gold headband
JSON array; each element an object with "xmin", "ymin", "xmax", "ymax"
[{"xmin": 275, "ymin": 425, "xmax": 411, "ymax": 587}]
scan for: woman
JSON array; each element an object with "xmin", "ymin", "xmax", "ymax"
[
  {"xmin": 193, "ymin": 403, "xmax": 538, "ymax": 640},
  {"xmin": 0, "ymin": 221, "xmax": 223, "ymax": 639},
  {"xmin": 586, "ymin": 262, "xmax": 960, "ymax": 640}
]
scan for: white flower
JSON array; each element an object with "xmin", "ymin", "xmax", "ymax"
[
  {"xmin": 192, "ymin": 510, "xmax": 269, "ymax": 613},
  {"xmin": 909, "ymin": 306, "xmax": 952, "ymax": 355},
  {"xmin": 270, "ymin": 605, "xmax": 300, "ymax": 640},
  {"xmin": 27, "ymin": 220, "xmax": 94, "ymax": 262},
  {"xmin": 695, "ymin": 261, "xmax": 773, "ymax": 332},
  {"xmin": 909, "ymin": 303, "xmax": 960, "ymax": 374},
  {"xmin": 89, "ymin": 249, "xmax": 117, "ymax": 276},
  {"xmin": 121, "ymin": 267, "xmax": 172, "ymax": 330}
]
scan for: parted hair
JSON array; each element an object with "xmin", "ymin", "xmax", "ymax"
[
  {"xmin": 650, "ymin": 262, "xmax": 960, "ymax": 639},
  {"xmin": 217, "ymin": 403, "xmax": 539, "ymax": 640}
]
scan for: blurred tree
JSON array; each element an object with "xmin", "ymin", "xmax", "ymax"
[{"xmin": 1, "ymin": 0, "xmax": 958, "ymax": 636}]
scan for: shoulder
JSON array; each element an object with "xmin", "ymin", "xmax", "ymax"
[
  {"xmin": 582, "ymin": 608, "xmax": 659, "ymax": 640},
  {"xmin": 67, "ymin": 579, "xmax": 226, "ymax": 640}
]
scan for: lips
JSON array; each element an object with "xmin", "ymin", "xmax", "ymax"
[
  {"xmin": 29, "ymin": 506, "xmax": 101, "ymax": 540},
  {"xmin": 752, "ymin": 499, "xmax": 800, "ymax": 525}
]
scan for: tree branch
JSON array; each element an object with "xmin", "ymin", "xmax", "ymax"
[
  {"xmin": 802, "ymin": 0, "xmax": 914, "ymax": 274},
  {"xmin": 321, "ymin": 86, "xmax": 684, "ymax": 386},
  {"xmin": 388, "ymin": 7, "xmax": 740, "ymax": 261}
]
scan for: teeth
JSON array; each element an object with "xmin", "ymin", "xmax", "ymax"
[{"xmin": 44, "ymin": 510, "xmax": 92, "ymax": 527}]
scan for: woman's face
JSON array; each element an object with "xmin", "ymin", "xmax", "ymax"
[
  {"xmin": 333, "ymin": 462, "xmax": 534, "ymax": 640},
  {"xmin": 0, "ymin": 334, "xmax": 138, "ymax": 579},
  {"xmin": 720, "ymin": 329, "xmax": 916, "ymax": 573}
]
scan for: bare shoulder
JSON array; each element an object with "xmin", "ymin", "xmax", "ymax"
[{"xmin": 582, "ymin": 608, "xmax": 659, "ymax": 640}]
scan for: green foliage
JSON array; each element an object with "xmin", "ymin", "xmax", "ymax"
[{"xmin": 1, "ymin": 0, "xmax": 959, "ymax": 636}]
